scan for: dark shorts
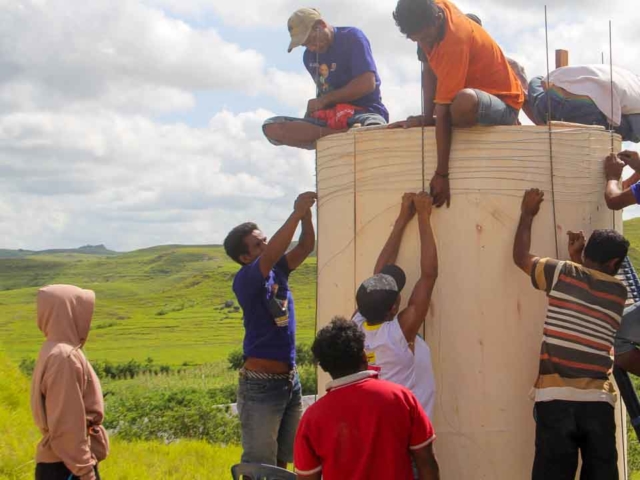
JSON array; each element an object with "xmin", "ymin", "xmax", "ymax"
[
  {"xmin": 472, "ymin": 89, "xmax": 519, "ymax": 125},
  {"xmin": 532, "ymin": 400, "xmax": 617, "ymax": 480},
  {"xmin": 262, "ymin": 112, "xmax": 387, "ymax": 148},
  {"xmin": 36, "ymin": 463, "xmax": 101, "ymax": 480}
]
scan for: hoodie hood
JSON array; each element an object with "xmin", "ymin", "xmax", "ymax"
[{"xmin": 37, "ymin": 284, "xmax": 95, "ymax": 347}]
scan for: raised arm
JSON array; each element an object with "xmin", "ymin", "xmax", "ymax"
[
  {"xmin": 398, "ymin": 193, "xmax": 438, "ymax": 343},
  {"xmin": 285, "ymin": 209, "xmax": 316, "ymax": 271},
  {"xmin": 374, "ymin": 193, "xmax": 416, "ymax": 274},
  {"xmin": 567, "ymin": 230, "xmax": 586, "ymax": 265},
  {"xmin": 513, "ymin": 188, "xmax": 544, "ymax": 275},
  {"xmin": 259, "ymin": 192, "xmax": 317, "ymax": 277},
  {"xmin": 606, "ymin": 152, "xmax": 638, "ymax": 211}
]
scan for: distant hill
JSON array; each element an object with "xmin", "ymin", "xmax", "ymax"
[
  {"xmin": 0, "ymin": 244, "xmax": 117, "ymax": 258},
  {"xmin": 0, "ymin": 244, "xmax": 317, "ymax": 366}
]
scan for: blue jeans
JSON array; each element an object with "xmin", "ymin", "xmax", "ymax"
[
  {"xmin": 262, "ymin": 113, "xmax": 387, "ymax": 148},
  {"xmin": 473, "ymin": 89, "xmax": 519, "ymax": 125},
  {"xmin": 528, "ymin": 76, "xmax": 608, "ymax": 127},
  {"xmin": 236, "ymin": 372, "xmax": 302, "ymax": 465}
]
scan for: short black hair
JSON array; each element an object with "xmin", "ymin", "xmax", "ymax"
[
  {"xmin": 312, "ymin": 317, "xmax": 366, "ymax": 379},
  {"xmin": 584, "ymin": 229, "xmax": 629, "ymax": 267},
  {"xmin": 393, "ymin": 0, "xmax": 440, "ymax": 37},
  {"xmin": 223, "ymin": 222, "xmax": 258, "ymax": 265}
]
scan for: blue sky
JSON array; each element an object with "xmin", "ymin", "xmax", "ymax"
[{"xmin": 1, "ymin": 0, "xmax": 639, "ymax": 251}]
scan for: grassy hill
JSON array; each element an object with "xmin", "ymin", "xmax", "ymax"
[
  {"xmin": 0, "ymin": 245, "xmax": 316, "ymax": 366},
  {"xmin": 0, "ymin": 244, "xmax": 118, "ymax": 258}
]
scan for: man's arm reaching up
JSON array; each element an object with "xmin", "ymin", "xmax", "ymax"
[
  {"xmin": 286, "ymin": 208, "xmax": 316, "ymax": 271},
  {"xmin": 513, "ymin": 188, "xmax": 545, "ymax": 275},
  {"xmin": 374, "ymin": 193, "xmax": 416, "ymax": 274},
  {"xmin": 259, "ymin": 192, "xmax": 317, "ymax": 277},
  {"xmin": 398, "ymin": 193, "xmax": 438, "ymax": 344},
  {"xmin": 605, "ymin": 152, "xmax": 639, "ymax": 211}
]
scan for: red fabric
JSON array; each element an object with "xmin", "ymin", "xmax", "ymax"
[
  {"xmin": 310, "ymin": 104, "xmax": 360, "ymax": 130},
  {"xmin": 294, "ymin": 374, "xmax": 435, "ymax": 480}
]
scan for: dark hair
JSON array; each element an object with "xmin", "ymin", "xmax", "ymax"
[
  {"xmin": 393, "ymin": 0, "xmax": 440, "ymax": 37},
  {"xmin": 584, "ymin": 229, "xmax": 629, "ymax": 268},
  {"xmin": 223, "ymin": 222, "xmax": 258, "ymax": 265},
  {"xmin": 356, "ymin": 288, "xmax": 398, "ymax": 324},
  {"xmin": 312, "ymin": 317, "xmax": 366, "ymax": 379},
  {"xmin": 466, "ymin": 13, "xmax": 482, "ymax": 26}
]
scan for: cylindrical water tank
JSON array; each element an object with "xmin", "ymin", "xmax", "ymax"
[{"xmin": 315, "ymin": 125, "xmax": 627, "ymax": 479}]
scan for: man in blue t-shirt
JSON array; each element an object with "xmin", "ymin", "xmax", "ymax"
[
  {"xmin": 223, "ymin": 191, "xmax": 316, "ymax": 469},
  {"xmin": 263, "ymin": 8, "xmax": 389, "ymax": 150}
]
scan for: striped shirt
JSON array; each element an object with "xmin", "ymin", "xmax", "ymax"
[{"xmin": 531, "ymin": 258, "xmax": 628, "ymax": 405}]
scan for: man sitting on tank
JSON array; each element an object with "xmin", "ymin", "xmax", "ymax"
[
  {"xmin": 262, "ymin": 8, "xmax": 388, "ymax": 150},
  {"xmin": 390, "ymin": 0, "xmax": 524, "ymax": 209},
  {"xmin": 513, "ymin": 188, "xmax": 629, "ymax": 479},
  {"xmin": 351, "ymin": 192, "xmax": 438, "ymax": 420}
]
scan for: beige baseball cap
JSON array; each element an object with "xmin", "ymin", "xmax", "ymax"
[{"xmin": 287, "ymin": 7, "xmax": 322, "ymax": 53}]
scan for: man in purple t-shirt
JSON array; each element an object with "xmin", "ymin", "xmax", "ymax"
[
  {"xmin": 604, "ymin": 150, "xmax": 640, "ymax": 210},
  {"xmin": 223, "ymin": 191, "xmax": 316, "ymax": 469},
  {"xmin": 263, "ymin": 8, "xmax": 388, "ymax": 150}
]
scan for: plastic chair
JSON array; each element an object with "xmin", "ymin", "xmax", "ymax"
[{"xmin": 231, "ymin": 463, "xmax": 297, "ymax": 480}]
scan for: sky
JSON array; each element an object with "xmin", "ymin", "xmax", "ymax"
[{"xmin": 1, "ymin": 0, "xmax": 640, "ymax": 251}]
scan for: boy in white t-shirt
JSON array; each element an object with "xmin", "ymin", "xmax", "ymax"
[{"xmin": 352, "ymin": 192, "xmax": 438, "ymax": 416}]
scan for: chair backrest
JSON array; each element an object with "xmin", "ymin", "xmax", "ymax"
[{"xmin": 230, "ymin": 463, "xmax": 297, "ymax": 480}]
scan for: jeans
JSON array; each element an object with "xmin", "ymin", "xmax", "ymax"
[
  {"xmin": 532, "ymin": 400, "xmax": 617, "ymax": 480},
  {"xmin": 262, "ymin": 113, "xmax": 387, "ymax": 148},
  {"xmin": 237, "ymin": 372, "xmax": 302, "ymax": 465},
  {"xmin": 35, "ymin": 463, "xmax": 100, "ymax": 480},
  {"xmin": 472, "ymin": 89, "xmax": 519, "ymax": 125}
]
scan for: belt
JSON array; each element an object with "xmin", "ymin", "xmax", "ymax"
[{"xmin": 239, "ymin": 366, "xmax": 297, "ymax": 381}]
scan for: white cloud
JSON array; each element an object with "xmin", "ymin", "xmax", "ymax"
[{"xmin": 1, "ymin": 0, "xmax": 639, "ymax": 251}]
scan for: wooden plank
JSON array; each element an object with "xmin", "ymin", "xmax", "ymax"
[
  {"xmin": 556, "ymin": 49, "xmax": 569, "ymax": 68},
  {"xmin": 315, "ymin": 124, "xmax": 626, "ymax": 478}
]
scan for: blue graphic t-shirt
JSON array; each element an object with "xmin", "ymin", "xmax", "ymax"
[
  {"xmin": 233, "ymin": 256, "xmax": 296, "ymax": 367},
  {"xmin": 303, "ymin": 27, "xmax": 389, "ymax": 121}
]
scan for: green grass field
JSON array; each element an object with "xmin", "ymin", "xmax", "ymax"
[
  {"xmin": 3, "ymin": 221, "xmax": 640, "ymax": 478},
  {"xmin": 0, "ymin": 245, "xmax": 317, "ymax": 366},
  {"xmin": 0, "ymin": 351, "xmax": 242, "ymax": 480}
]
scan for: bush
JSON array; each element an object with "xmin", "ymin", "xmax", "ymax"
[
  {"xmin": 19, "ymin": 357, "xmax": 36, "ymax": 376},
  {"xmin": 105, "ymin": 387, "xmax": 241, "ymax": 444},
  {"xmin": 227, "ymin": 349, "xmax": 244, "ymax": 370}
]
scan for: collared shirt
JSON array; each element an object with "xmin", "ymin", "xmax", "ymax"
[
  {"xmin": 530, "ymin": 258, "xmax": 627, "ymax": 405},
  {"xmin": 294, "ymin": 370, "xmax": 435, "ymax": 480}
]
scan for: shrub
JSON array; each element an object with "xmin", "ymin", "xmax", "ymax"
[
  {"xmin": 19, "ymin": 357, "xmax": 36, "ymax": 376},
  {"xmin": 104, "ymin": 387, "xmax": 241, "ymax": 444},
  {"xmin": 227, "ymin": 349, "xmax": 244, "ymax": 370}
]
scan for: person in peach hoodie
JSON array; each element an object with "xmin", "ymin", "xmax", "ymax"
[{"xmin": 31, "ymin": 285, "xmax": 109, "ymax": 480}]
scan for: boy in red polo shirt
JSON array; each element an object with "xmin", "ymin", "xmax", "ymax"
[{"xmin": 294, "ymin": 317, "xmax": 440, "ymax": 480}]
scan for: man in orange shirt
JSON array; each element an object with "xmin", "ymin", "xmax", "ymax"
[{"xmin": 391, "ymin": 0, "xmax": 524, "ymax": 208}]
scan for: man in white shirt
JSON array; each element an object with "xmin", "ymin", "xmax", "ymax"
[
  {"xmin": 525, "ymin": 65, "xmax": 640, "ymax": 142},
  {"xmin": 352, "ymin": 192, "xmax": 438, "ymax": 417}
]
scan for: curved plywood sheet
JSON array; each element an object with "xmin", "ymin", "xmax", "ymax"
[{"xmin": 316, "ymin": 125, "xmax": 627, "ymax": 479}]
